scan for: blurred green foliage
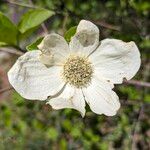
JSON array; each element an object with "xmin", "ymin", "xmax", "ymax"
[
  {"xmin": 0, "ymin": 91, "xmax": 149, "ymax": 149},
  {"xmin": 0, "ymin": 0, "xmax": 149, "ymax": 149}
]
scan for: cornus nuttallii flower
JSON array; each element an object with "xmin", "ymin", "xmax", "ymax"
[{"xmin": 8, "ymin": 20, "xmax": 141, "ymax": 117}]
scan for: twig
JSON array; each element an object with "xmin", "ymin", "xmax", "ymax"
[
  {"xmin": 124, "ymin": 80, "xmax": 150, "ymax": 88},
  {"xmin": 6, "ymin": 0, "xmax": 39, "ymax": 9},
  {"xmin": 0, "ymin": 86, "xmax": 13, "ymax": 94},
  {"xmin": 92, "ymin": 20, "xmax": 120, "ymax": 31},
  {"xmin": 130, "ymin": 59, "xmax": 149, "ymax": 148},
  {"xmin": 0, "ymin": 48, "xmax": 24, "ymax": 56},
  {"xmin": 65, "ymin": 8, "xmax": 121, "ymax": 31},
  {"xmin": 120, "ymin": 99, "xmax": 150, "ymax": 107},
  {"xmin": 29, "ymin": 0, "xmax": 48, "ymax": 34},
  {"xmin": 120, "ymin": 99, "xmax": 141, "ymax": 106},
  {"xmin": 62, "ymin": 13, "xmax": 68, "ymax": 34},
  {"xmin": 131, "ymin": 104, "xmax": 144, "ymax": 150},
  {"xmin": 29, "ymin": 0, "xmax": 49, "ymax": 34},
  {"xmin": 41, "ymin": 23, "xmax": 49, "ymax": 35}
]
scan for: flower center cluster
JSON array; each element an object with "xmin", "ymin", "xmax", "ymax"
[{"xmin": 62, "ymin": 55, "xmax": 93, "ymax": 88}]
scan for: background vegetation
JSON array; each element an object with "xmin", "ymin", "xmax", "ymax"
[{"xmin": 0, "ymin": 0, "xmax": 149, "ymax": 149}]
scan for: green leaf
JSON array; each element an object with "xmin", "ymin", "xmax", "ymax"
[
  {"xmin": 0, "ymin": 12, "xmax": 18, "ymax": 45},
  {"xmin": 64, "ymin": 26, "xmax": 77, "ymax": 42},
  {"xmin": 26, "ymin": 37, "xmax": 43, "ymax": 51},
  {"xmin": 18, "ymin": 8, "xmax": 55, "ymax": 34}
]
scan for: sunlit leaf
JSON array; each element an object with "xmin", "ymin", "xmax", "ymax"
[{"xmin": 18, "ymin": 8, "xmax": 55, "ymax": 33}]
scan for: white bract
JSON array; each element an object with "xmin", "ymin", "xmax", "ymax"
[{"xmin": 8, "ymin": 20, "xmax": 141, "ymax": 117}]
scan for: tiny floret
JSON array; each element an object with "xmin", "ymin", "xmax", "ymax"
[{"xmin": 62, "ymin": 55, "xmax": 93, "ymax": 88}]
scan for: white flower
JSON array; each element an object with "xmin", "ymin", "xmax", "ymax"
[{"xmin": 8, "ymin": 20, "xmax": 141, "ymax": 117}]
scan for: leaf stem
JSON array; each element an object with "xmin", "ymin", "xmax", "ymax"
[
  {"xmin": 0, "ymin": 86, "xmax": 13, "ymax": 94},
  {"xmin": 124, "ymin": 80, "xmax": 150, "ymax": 88},
  {"xmin": 0, "ymin": 47, "xmax": 24, "ymax": 56}
]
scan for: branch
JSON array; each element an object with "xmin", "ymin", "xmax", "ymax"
[
  {"xmin": 41, "ymin": 24, "xmax": 49, "ymax": 34},
  {"xmin": 30, "ymin": 0, "xmax": 49, "ymax": 34},
  {"xmin": 0, "ymin": 47, "xmax": 24, "ymax": 56},
  {"xmin": 94, "ymin": 21, "xmax": 120, "ymax": 31},
  {"xmin": 124, "ymin": 80, "xmax": 150, "ymax": 88},
  {"xmin": 5, "ymin": 0, "xmax": 39, "ymax": 9},
  {"xmin": 28, "ymin": 0, "xmax": 49, "ymax": 34},
  {"xmin": 131, "ymin": 104, "xmax": 144, "ymax": 149},
  {"xmin": 0, "ymin": 86, "xmax": 13, "ymax": 94}
]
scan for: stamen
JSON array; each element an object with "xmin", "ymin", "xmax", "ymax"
[{"xmin": 62, "ymin": 55, "xmax": 93, "ymax": 88}]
